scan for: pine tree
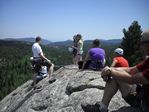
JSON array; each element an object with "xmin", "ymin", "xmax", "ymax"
[{"xmin": 121, "ymin": 21, "xmax": 144, "ymax": 66}]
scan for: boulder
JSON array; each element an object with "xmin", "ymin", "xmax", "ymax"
[{"xmin": 0, "ymin": 65, "xmax": 140, "ymax": 112}]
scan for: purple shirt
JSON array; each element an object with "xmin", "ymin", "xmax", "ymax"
[{"xmin": 89, "ymin": 47, "xmax": 105, "ymax": 61}]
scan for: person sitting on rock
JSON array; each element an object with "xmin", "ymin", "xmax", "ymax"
[
  {"xmin": 81, "ymin": 39, "xmax": 105, "ymax": 70},
  {"xmin": 100, "ymin": 30, "xmax": 149, "ymax": 112},
  {"xmin": 97, "ymin": 48, "xmax": 137, "ymax": 112},
  {"xmin": 111, "ymin": 48, "xmax": 129, "ymax": 67},
  {"xmin": 32, "ymin": 36, "xmax": 54, "ymax": 88}
]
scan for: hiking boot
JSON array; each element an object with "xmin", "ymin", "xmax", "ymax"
[
  {"xmin": 49, "ymin": 77, "xmax": 56, "ymax": 84},
  {"xmin": 95, "ymin": 102, "xmax": 108, "ymax": 112},
  {"xmin": 81, "ymin": 103, "xmax": 100, "ymax": 112},
  {"xmin": 33, "ymin": 84, "xmax": 42, "ymax": 90}
]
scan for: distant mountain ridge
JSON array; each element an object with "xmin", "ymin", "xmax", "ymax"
[
  {"xmin": 2, "ymin": 38, "xmax": 122, "ymax": 46},
  {"xmin": 49, "ymin": 39, "xmax": 122, "ymax": 46},
  {"xmin": 3, "ymin": 37, "xmax": 52, "ymax": 45}
]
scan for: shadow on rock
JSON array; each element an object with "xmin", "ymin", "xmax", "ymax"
[
  {"xmin": 82, "ymin": 104, "xmax": 140, "ymax": 112},
  {"xmin": 111, "ymin": 106, "xmax": 140, "ymax": 112},
  {"xmin": 81, "ymin": 103, "xmax": 100, "ymax": 112}
]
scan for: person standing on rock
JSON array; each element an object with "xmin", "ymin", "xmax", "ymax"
[
  {"xmin": 71, "ymin": 34, "xmax": 84, "ymax": 64},
  {"xmin": 100, "ymin": 30, "xmax": 149, "ymax": 112},
  {"xmin": 71, "ymin": 35, "xmax": 78, "ymax": 65},
  {"xmin": 32, "ymin": 36, "xmax": 54, "ymax": 87}
]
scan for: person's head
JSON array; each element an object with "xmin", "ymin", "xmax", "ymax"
[
  {"xmin": 114, "ymin": 48, "xmax": 124, "ymax": 56},
  {"xmin": 92, "ymin": 39, "xmax": 100, "ymax": 47},
  {"xmin": 35, "ymin": 36, "xmax": 42, "ymax": 43},
  {"xmin": 76, "ymin": 34, "xmax": 82, "ymax": 41},
  {"xmin": 141, "ymin": 30, "xmax": 149, "ymax": 55}
]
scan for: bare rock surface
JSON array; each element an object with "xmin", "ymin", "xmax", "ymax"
[{"xmin": 0, "ymin": 65, "xmax": 140, "ymax": 112}]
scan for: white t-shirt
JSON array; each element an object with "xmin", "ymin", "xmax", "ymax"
[{"xmin": 32, "ymin": 43, "xmax": 43, "ymax": 57}]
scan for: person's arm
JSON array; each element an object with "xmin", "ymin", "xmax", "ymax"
[
  {"xmin": 37, "ymin": 45, "xmax": 51, "ymax": 62},
  {"xmin": 102, "ymin": 66, "xmax": 149, "ymax": 84},
  {"xmin": 71, "ymin": 46, "xmax": 78, "ymax": 50},
  {"xmin": 112, "ymin": 68, "xmax": 149, "ymax": 84},
  {"xmin": 39, "ymin": 53, "xmax": 50, "ymax": 61},
  {"xmin": 115, "ymin": 66, "xmax": 139, "ymax": 74},
  {"xmin": 111, "ymin": 59, "xmax": 117, "ymax": 67}
]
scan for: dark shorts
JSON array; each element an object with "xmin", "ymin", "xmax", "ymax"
[
  {"xmin": 78, "ymin": 60, "xmax": 104, "ymax": 70},
  {"xmin": 141, "ymin": 99, "xmax": 149, "ymax": 112},
  {"xmin": 124, "ymin": 85, "xmax": 149, "ymax": 112},
  {"xmin": 72, "ymin": 49, "xmax": 77, "ymax": 57},
  {"xmin": 141, "ymin": 85, "xmax": 149, "ymax": 112},
  {"xmin": 83, "ymin": 60, "xmax": 104, "ymax": 70},
  {"xmin": 33, "ymin": 59, "xmax": 51, "ymax": 73}
]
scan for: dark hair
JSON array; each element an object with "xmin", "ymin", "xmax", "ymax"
[
  {"xmin": 36, "ymin": 36, "xmax": 41, "ymax": 42},
  {"xmin": 76, "ymin": 34, "xmax": 82, "ymax": 39},
  {"xmin": 93, "ymin": 39, "xmax": 100, "ymax": 47}
]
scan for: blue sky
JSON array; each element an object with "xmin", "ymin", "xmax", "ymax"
[{"xmin": 0, "ymin": 0, "xmax": 149, "ymax": 41}]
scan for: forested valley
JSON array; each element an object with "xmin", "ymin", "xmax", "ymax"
[{"xmin": 0, "ymin": 21, "xmax": 144, "ymax": 101}]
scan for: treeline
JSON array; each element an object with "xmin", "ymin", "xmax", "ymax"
[{"xmin": 0, "ymin": 41, "xmax": 32, "ymax": 100}]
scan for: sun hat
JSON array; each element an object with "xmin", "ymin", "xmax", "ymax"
[{"xmin": 114, "ymin": 48, "xmax": 124, "ymax": 55}]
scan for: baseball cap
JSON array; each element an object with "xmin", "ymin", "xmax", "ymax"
[{"xmin": 114, "ymin": 48, "xmax": 124, "ymax": 55}]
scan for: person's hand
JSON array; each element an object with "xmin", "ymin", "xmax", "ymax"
[
  {"xmin": 101, "ymin": 66, "xmax": 111, "ymax": 76},
  {"xmin": 101, "ymin": 66, "xmax": 112, "ymax": 82},
  {"xmin": 46, "ymin": 59, "xmax": 51, "ymax": 63},
  {"xmin": 71, "ymin": 46, "xmax": 75, "ymax": 48}
]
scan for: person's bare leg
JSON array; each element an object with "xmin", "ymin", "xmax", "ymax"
[
  {"xmin": 77, "ymin": 54, "xmax": 82, "ymax": 64},
  {"xmin": 80, "ymin": 55, "xmax": 82, "ymax": 61},
  {"xmin": 73, "ymin": 56, "xmax": 77, "ymax": 65},
  {"xmin": 32, "ymin": 72, "xmax": 37, "ymax": 88},
  {"xmin": 102, "ymin": 79, "xmax": 118, "ymax": 106},
  {"xmin": 117, "ymin": 80, "xmax": 136, "ymax": 98},
  {"xmin": 73, "ymin": 57, "xmax": 75, "ymax": 64},
  {"xmin": 49, "ymin": 63, "xmax": 54, "ymax": 78},
  {"xmin": 75, "ymin": 54, "xmax": 79, "ymax": 65}
]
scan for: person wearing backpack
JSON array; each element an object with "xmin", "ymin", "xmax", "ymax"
[
  {"xmin": 100, "ymin": 30, "xmax": 149, "ymax": 112},
  {"xmin": 32, "ymin": 36, "xmax": 54, "ymax": 88}
]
